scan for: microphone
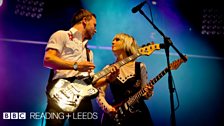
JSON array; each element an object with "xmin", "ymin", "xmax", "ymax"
[{"xmin": 132, "ymin": 1, "xmax": 147, "ymax": 13}]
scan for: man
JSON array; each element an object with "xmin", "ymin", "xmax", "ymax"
[{"xmin": 43, "ymin": 9, "xmax": 118, "ymax": 126}]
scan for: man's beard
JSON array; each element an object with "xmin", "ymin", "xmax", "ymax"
[{"xmin": 85, "ymin": 31, "xmax": 93, "ymax": 40}]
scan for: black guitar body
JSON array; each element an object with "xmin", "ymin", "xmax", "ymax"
[{"xmin": 101, "ymin": 102, "xmax": 142, "ymax": 126}]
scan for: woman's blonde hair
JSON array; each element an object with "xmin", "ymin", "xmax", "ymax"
[{"xmin": 114, "ymin": 33, "xmax": 139, "ymax": 56}]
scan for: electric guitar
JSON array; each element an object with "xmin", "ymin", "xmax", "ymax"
[
  {"xmin": 102, "ymin": 56, "xmax": 188, "ymax": 126},
  {"xmin": 47, "ymin": 42, "xmax": 162, "ymax": 112}
]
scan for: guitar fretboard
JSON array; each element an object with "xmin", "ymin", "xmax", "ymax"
[
  {"xmin": 92, "ymin": 53, "xmax": 141, "ymax": 83},
  {"xmin": 127, "ymin": 67, "xmax": 169, "ymax": 106}
]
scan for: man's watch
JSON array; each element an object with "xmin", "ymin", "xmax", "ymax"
[{"xmin": 73, "ymin": 62, "xmax": 78, "ymax": 70}]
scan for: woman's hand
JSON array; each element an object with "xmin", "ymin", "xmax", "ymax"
[
  {"xmin": 108, "ymin": 106, "xmax": 116, "ymax": 113},
  {"xmin": 142, "ymin": 84, "xmax": 154, "ymax": 99},
  {"xmin": 106, "ymin": 65, "xmax": 119, "ymax": 83}
]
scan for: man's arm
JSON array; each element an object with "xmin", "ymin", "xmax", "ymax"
[
  {"xmin": 44, "ymin": 49, "xmax": 75, "ymax": 70},
  {"xmin": 43, "ymin": 49, "xmax": 95, "ymax": 71}
]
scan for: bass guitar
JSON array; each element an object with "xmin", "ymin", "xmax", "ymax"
[
  {"xmin": 103, "ymin": 56, "xmax": 188, "ymax": 126},
  {"xmin": 47, "ymin": 42, "xmax": 162, "ymax": 112}
]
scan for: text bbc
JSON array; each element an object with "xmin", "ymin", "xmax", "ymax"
[{"xmin": 3, "ymin": 112, "xmax": 26, "ymax": 119}]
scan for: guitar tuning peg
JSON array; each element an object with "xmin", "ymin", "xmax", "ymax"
[
  {"xmin": 141, "ymin": 44, "xmax": 146, "ymax": 47},
  {"xmin": 146, "ymin": 43, "xmax": 151, "ymax": 46}
]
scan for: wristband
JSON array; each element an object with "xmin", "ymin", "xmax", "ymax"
[{"xmin": 73, "ymin": 62, "xmax": 78, "ymax": 70}]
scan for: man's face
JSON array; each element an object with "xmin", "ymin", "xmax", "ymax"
[{"xmin": 85, "ymin": 16, "xmax": 96, "ymax": 40}]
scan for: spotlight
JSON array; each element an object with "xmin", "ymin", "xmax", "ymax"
[
  {"xmin": 201, "ymin": 8, "xmax": 224, "ymax": 36},
  {"xmin": 0, "ymin": 0, "xmax": 3, "ymax": 7},
  {"xmin": 14, "ymin": 0, "xmax": 44, "ymax": 19}
]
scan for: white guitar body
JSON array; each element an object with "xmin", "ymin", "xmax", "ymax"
[{"xmin": 48, "ymin": 79, "xmax": 98, "ymax": 112}]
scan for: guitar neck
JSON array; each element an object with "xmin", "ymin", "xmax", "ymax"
[
  {"xmin": 150, "ymin": 67, "xmax": 169, "ymax": 86},
  {"xmin": 127, "ymin": 67, "xmax": 169, "ymax": 106},
  {"xmin": 92, "ymin": 53, "xmax": 141, "ymax": 84}
]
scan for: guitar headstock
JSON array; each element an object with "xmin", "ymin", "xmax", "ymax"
[
  {"xmin": 138, "ymin": 42, "xmax": 161, "ymax": 56},
  {"xmin": 170, "ymin": 55, "xmax": 188, "ymax": 70}
]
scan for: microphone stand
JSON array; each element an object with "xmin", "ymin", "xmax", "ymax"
[{"xmin": 137, "ymin": 9, "xmax": 187, "ymax": 126}]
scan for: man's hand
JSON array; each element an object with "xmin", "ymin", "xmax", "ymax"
[{"xmin": 77, "ymin": 61, "xmax": 95, "ymax": 72}]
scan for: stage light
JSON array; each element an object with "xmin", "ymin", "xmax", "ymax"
[
  {"xmin": 201, "ymin": 8, "xmax": 224, "ymax": 36},
  {"xmin": 151, "ymin": 0, "xmax": 157, "ymax": 5},
  {"xmin": 14, "ymin": 0, "xmax": 44, "ymax": 19},
  {"xmin": 0, "ymin": 0, "xmax": 3, "ymax": 7}
]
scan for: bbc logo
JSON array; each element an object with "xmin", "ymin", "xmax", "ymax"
[{"xmin": 3, "ymin": 112, "xmax": 26, "ymax": 119}]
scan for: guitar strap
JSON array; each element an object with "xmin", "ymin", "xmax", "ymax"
[
  {"xmin": 85, "ymin": 45, "xmax": 90, "ymax": 62},
  {"xmin": 124, "ymin": 62, "xmax": 141, "ymax": 97},
  {"xmin": 124, "ymin": 61, "xmax": 141, "ymax": 97},
  {"xmin": 135, "ymin": 62, "xmax": 141, "ymax": 81},
  {"xmin": 48, "ymin": 69, "xmax": 54, "ymax": 84}
]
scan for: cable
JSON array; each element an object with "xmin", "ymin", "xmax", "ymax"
[{"xmin": 146, "ymin": 0, "xmax": 154, "ymax": 23}]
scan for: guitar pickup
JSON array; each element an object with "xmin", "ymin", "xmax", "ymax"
[
  {"xmin": 118, "ymin": 107, "xmax": 124, "ymax": 115},
  {"xmin": 60, "ymin": 90, "xmax": 70, "ymax": 99}
]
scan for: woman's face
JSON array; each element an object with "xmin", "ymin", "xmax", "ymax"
[{"xmin": 112, "ymin": 37, "xmax": 124, "ymax": 54}]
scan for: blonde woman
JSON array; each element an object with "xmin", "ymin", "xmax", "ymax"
[{"xmin": 97, "ymin": 33, "xmax": 154, "ymax": 126}]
